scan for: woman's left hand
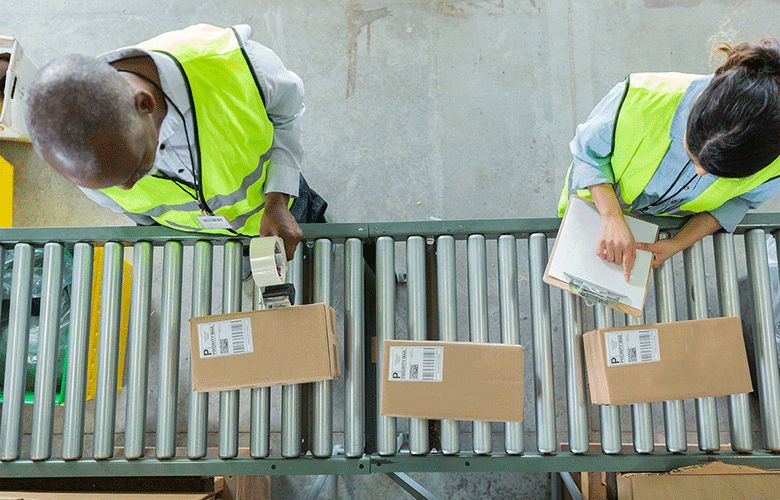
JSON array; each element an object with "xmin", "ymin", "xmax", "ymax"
[{"xmin": 636, "ymin": 239, "xmax": 680, "ymax": 268}]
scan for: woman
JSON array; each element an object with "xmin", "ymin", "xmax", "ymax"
[{"xmin": 559, "ymin": 39, "xmax": 780, "ymax": 281}]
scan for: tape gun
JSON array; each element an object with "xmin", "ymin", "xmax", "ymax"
[{"xmin": 249, "ymin": 236, "xmax": 295, "ymax": 308}]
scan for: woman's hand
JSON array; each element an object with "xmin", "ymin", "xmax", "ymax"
[
  {"xmin": 636, "ymin": 239, "xmax": 679, "ymax": 268},
  {"xmin": 588, "ymin": 183, "xmax": 635, "ymax": 281},
  {"xmin": 598, "ymin": 214, "xmax": 636, "ymax": 282},
  {"xmin": 635, "ymin": 212, "xmax": 722, "ymax": 269}
]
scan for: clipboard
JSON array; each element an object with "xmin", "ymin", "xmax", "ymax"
[{"xmin": 543, "ymin": 195, "xmax": 659, "ymax": 317}]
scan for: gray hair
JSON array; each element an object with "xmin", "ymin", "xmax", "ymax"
[{"xmin": 23, "ymin": 54, "xmax": 139, "ymax": 180}]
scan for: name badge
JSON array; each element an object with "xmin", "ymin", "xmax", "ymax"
[{"xmin": 197, "ymin": 214, "xmax": 233, "ymax": 229}]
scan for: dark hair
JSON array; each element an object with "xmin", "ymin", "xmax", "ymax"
[{"xmin": 685, "ymin": 38, "xmax": 780, "ymax": 178}]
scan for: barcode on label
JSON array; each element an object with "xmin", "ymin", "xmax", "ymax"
[
  {"xmin": 638, "ymin": 331, "xmax": 654, "ymax": 363},
  {"xmin": 421, "ymin": 347, "xmax": 437, "ymax": 381},
  {"xmin": 605, "ymin": 329, "xmax": 660, "ymax": 367},
  {"xmin": 198, "ymin": 318, "xmax": 254, "ymax": 359},
  {"xmin": 231, "ymin": 319, "xmax": 246, "ymax": 354},
  {"xmin": 389, "ymin": 345, "xmax": 444, "ymax": 382}
]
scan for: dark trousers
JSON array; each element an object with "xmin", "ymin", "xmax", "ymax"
[{"xmin": 290, "ymin": 175, "xmax": 328, "ymax": 224}]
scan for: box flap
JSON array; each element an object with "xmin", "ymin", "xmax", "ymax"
[{"xmin": 623, "ymin": 461, "xmax": 780, "ymax": 478}]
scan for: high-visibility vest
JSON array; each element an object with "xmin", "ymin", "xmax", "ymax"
[
  {"xmin": 557, "ymin": 72, "xmax": 780, "ymax": 217},
  {"xmin": 99, "ymin": 24, "xmax": 287, "ymax": 235}
]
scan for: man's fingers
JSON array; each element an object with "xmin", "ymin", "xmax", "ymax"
[{"xmin": 285, "ymin": 242, "xmax": 296, "ymax": 261}]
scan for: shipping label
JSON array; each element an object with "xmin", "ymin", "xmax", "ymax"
[
  {"xmin": 605, "ymin": 328, "xmax": 660, "ymax": 367},
  {"xmin": 388, "ymin": 346, "xmax": 443, "ymax": 382},
  {"xmin": 198, "ymin": 318, "xmax": 254, "ymax": 359}
]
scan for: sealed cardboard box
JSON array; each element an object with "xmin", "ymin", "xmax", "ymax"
[
  {"xmin": 618, "ymin": 462, "xmax": 780, "ymax": 500},
  {"xmin": 189, "ymin": 303, "xmax": 339, "ymax": 392},
  {"xmin": 583, "ymin": 316, "xmax": 752, "ymax": 405},
  {"xmin": 380, "ymin": 340, "xmax": 524, "ymax": 422},
  {"xmin": 0, "ymin": 494, "xmax": 215, "ymax": 500}
]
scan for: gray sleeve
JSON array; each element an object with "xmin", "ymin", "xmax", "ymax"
[
  {"xmin": 568, "ymin": 80, "xmax": 628, "ymax": 190},
  {"xmin": 234, "ymin": 24, "xmax": 304, "ymax": 198},
  {"xmin": 78, "ymin": 186, "xmax": 156, "ymax": 225}
]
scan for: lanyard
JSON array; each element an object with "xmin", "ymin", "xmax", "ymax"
[
  {"xmin": 115, "ymin": 67, "xmax": 211, "ymax": 214},
  {"xmin": 647, "ymin": 159, "xmax": 700, "ymax": 209}
]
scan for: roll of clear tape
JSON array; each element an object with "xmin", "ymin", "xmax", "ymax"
[{"xmin": 249, "ymin": 236, "xmax": 287, "ymax": 288}]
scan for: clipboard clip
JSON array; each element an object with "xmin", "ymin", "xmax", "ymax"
[{"xmin": 564, "ymin": 272, "xmax": 627, "ymax": 307}]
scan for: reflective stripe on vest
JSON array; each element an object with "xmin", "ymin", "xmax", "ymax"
[
  {"xmin": 558, "ymin": 72, "xmax": 780, "ymax": 217},
  {"xmin": 98, "ymin": 24, "xmax": 279, "ymax": 235}
]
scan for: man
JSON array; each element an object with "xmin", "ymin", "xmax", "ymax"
[{"xmin": 24, "ymin": 24, "xmax": 326, "ymax": 260}]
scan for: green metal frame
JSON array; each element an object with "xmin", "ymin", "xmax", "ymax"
[
  {"xmin": 1, "ymin": 452, "xmax": 779, "ymax": 477},
  {"xmin": 2, "ymin": 215, "xmax": 780, "ymax": 477}
]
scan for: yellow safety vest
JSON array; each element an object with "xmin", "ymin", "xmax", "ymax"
[
  {"xmin": 99, "ymin": 24, "xmax": 287, "ymax": 235},
  {"xmin": 558, "ymin": 72, "xmax": 780, "ymax": 216}
]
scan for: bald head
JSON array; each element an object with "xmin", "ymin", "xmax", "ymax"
[{"xmin": 23, "ymin": 54, "xmax": 145, "ymax": 184}]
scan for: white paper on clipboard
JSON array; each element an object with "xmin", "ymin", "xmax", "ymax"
[{"xmin": 547, "ymin": 196, "xmax": 658, "ymax": 310}]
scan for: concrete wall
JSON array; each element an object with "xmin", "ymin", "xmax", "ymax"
[
  {"xmin": 3, "ymin": 1, "xmax": 780, "ymax": 498},
  {"xmin": 6, "ymin": 1, "xmax": 780, "ymax": 228}
]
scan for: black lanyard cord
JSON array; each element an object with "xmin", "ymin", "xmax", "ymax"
[
  {"xmin": 115, "ymin": 67, "xmax": 208, "ymax": 212},
  {"xmin": 648, "ymin": 159, "xmax": 699, "ymax": 209}
]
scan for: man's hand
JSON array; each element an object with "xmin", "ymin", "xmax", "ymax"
[
  {"xmin": 597, "ymin": 213, "xmax": 636, "ymax": 282},
  {"xmin": 260, "ymin": 192, "xmax": 303, "ymax": 260}
]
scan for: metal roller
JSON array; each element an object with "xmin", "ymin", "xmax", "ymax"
[
  {"xmin": 594, "ymin": 305, "xmax": 621, "ymax": 455},
  {"xmin": 312, "ymin": 239, "xmax": 334, "ymax": 458},
  {"xmin": 437, "ymin": 235, "xmax": 459, "ymax": 456},
  {"xmin": 377, "ymin": 236, "xmax": 398, "ymax": 456},
  {"xmin": 0, "ymin": 243, "xmax": 34, "ymax": 461},
  {"xmin": 745, "ymin": 229, "xmax": 780, "ymax": 451},
  {"xmin": 344, "ymin": 238, "xmax": 365, "ymax": 458},
  {"xmin": 218, "ymin": 241, "xmax": 242, "ymax": 459},
  {"xmin": 62, "ymin": 243, "xmax": 94, "ymax": 460},
  {"xmin": 123, "ymin": 242, "xmax": 153, "ymax": 460},
  {"xmin": 682, "ymin": 241, "xmax": 720, "ymax": 453},
  {"xmin": 498, "ymin": 235, "xmax": 524, "ymax": 455},
  {"xmin": 188, "ymin": 241, "xmax": 213, "ymax": 459},
  {"xmin": 92, "ymin": 242, "xmax": 124, "ymax": 460},
  {"xmin": 562, "ymin": 292, "xmax": 588, "ymax": 454},
  {"xmin": 156, "ymin": 241, "xmax": 184, "ymax": 459},
  {"xmin": 625, "ymin": 313, "xmax": 653, "ymax": 454},
  {"xmin": 653, "ymin": 232, "xmax": 687, "ymax": 453},
  {"xmin": 406, "ymin": 236, "xmax": 428, "ymax": 456},
  {"xmin": 282, "ymin": 241, "xmax": 304, "ymax": 458},
  {"xmin": 30, "ymin": 242, "xmax": 65, "ymax": 461},
  {"xmin": 249, "ymin": 280, "xmax": 271, "ymax": 458},
  {"xmin": 712, "ymin": 232, "xmax": 752, "ymax": 453},
  {"xmin": 528, "ymin": 234, "xmax": 557, "ymax": 454},
  {"xmin": 468, "ymin": 235, "xmax": 492, "ymax": 455}
]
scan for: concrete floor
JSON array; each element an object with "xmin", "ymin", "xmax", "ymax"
[{"xmin": 4, "ymin": 1, "xmax": 780, "ymax": 498}]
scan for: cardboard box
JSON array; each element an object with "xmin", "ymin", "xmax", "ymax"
[
  {"xmin": 0, "ymin": 494, "xmax": 215, "ymax": 500},
  {"xmin": 583, "ymin": 316, "xmax": 752, "ymax": 405},
  {"xmin": 1, "ymin": 35, "xmax": 38, "ymax": 142},
  {"xmin": 380, "ymin": 340, "xmax": 524, "ymax": 422},
  {"xmin": 618, "ymin": 462, "xmax": 780, "ymax": 500},
  {"xmin": 188, "ymin": 303, "xmax": 340, "ymax": 392}
]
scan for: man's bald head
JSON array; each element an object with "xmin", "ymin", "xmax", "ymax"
[{"xmin": 24, "ymin": 54, "xmax": 143, "ymax": 182}]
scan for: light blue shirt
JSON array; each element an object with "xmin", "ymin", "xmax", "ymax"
[{"xmin": 569, "ymin": 74, "xmax": 780, "ymax": 232}]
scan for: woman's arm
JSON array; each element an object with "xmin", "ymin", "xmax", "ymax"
[
  {"xmin": 588, "ymin": 182, "xmax": 636, "ymax": 282},
  {"xmin": 636, "ymin": 211, "xmax": 722, "ymax": 268}
]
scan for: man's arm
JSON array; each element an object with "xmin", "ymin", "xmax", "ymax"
[{"xmin": 235, "ymin": 25, "xmax": 305, "ymax": 258}]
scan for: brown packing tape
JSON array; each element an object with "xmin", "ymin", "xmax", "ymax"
[
  {"xmin": 328, "ymin": 307, "xmax": 341, "ymax": 378},
  {"xmin": 584, "ymin": 330, "xmax": 608, "ymax": 404}
]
